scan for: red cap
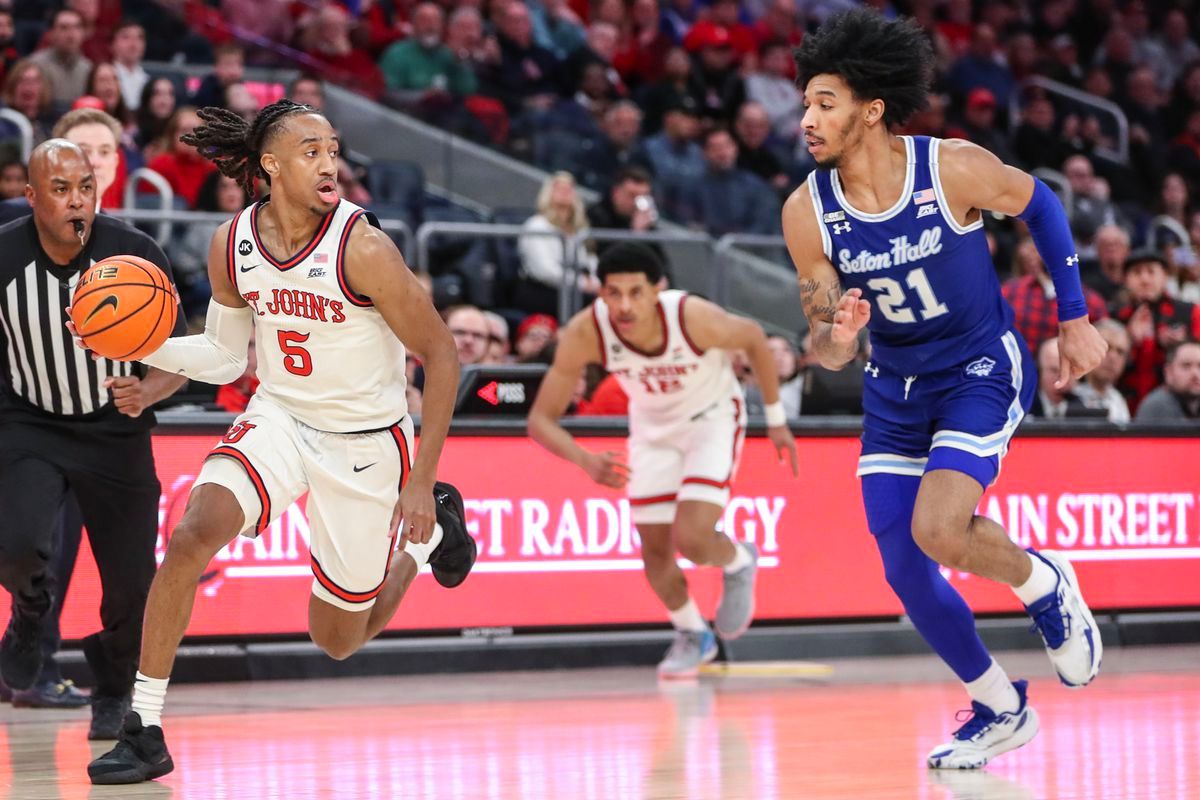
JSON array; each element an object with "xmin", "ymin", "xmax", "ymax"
[
  {"xmin": 967, "ymin": 87, "xmax": 997, "ymax": 110},
  {"xmin": 71, "ymin": 95, "xmax": 107, "ymax": 110},
  {"xmin": 517, "ymin": 313, "xmax": 559, "ymax": 341},
  {"xmin": 684, "ymin": 21, "xmax": 732, "ymax": 52}
]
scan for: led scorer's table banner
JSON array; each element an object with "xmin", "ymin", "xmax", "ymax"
[{"xmin": 18, "ymin": 432, "xmax": 1200, "ymax": 637}]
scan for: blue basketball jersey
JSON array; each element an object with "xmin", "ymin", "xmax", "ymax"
[{"xmin": 807, "ymin": 135, "xmax": 1014, "ymax": 376}]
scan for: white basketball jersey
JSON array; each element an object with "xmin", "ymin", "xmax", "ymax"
[
  {"xmin": 592, "ymin": 290, "xmax": 742, "ymax": 434},
  {"xmin": 227, "ymin": 199, "xmax": 407, "ymax": 433}
]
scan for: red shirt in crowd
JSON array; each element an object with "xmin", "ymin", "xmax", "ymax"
[
  {"xmin": 146, "ymin": 153, "xmax": 217, "ymax": 209},
  {"xmin": 1112, "ymin": 297, "xmax": 1200, "ymax": 412},
  {"xmin": 574, "ymin": 374, "xmax": 629, "ymax": 416},
  {"xmin": 216, "ymin": 376, "xmax": 259, "ymax": 414},
  {"xmin": 1001, "ymin": 274, "xmax": 1108, "ymax": 356}
]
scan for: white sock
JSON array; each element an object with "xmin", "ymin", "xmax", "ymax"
[
  {"xmin": 131, "ymin": 671, "xmax": 170, "ymax": 728},
  {"xmin": 1013, "ymin": 552, "xmax": 1059, "ymax": 605},
  {"xmin": 964, "ymin": 659, "xmax": 1020, "ymax": 715},
  {"xmin": 667, "ymin": 598, "xmax": 708, "ymax": 632},
  {"xmin": 722, "ymin": 541, "xmax": 752, "ymax": 574},
  {"xmin": 403, "ymin": 522, "xmax": 445, "ymax": 570}
]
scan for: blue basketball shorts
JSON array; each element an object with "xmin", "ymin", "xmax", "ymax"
[{"xmin": 856, "ymin": 330, "xmax": 1036, "ymax": 489}]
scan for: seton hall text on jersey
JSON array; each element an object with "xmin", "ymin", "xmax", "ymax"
[
  {"xmin": 243, "ymin": 288, "xmax": 348, "ymax": 323},
  {"xmin": 837, "ymin": 226, "xmax": 944, "ymax": 275}
]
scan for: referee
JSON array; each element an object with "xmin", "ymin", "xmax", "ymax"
[{"xmin": 0, "ymin": 140, "xmax": 186, "ymax": 740}]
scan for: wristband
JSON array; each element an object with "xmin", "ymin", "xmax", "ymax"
[{"xmin": 764, "ymin": 401, "xmax": 787, "ymax": 427}]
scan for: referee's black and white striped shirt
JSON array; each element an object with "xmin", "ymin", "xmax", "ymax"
[{"xmin": 0, "ymin": 214, "xmax": 185, "ymax": 429}]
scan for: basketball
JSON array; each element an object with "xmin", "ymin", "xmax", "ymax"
[{"xmin": 70, "ymin": 255, "xmax": 177, "ymax": 362}]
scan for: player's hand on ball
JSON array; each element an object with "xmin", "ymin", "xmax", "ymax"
[
  {"xmin": 1057, "ymin": 317, "xmax": 1108, "ymax": 389},
  {"xmin": 104, "ymin": 376, "xmax": 150, "ymax": 417},
  {"xmin": 768, "ymin": 425, "xmax": 799, "ymax": 477},
  {"xmin": 581, "ymin": 450, "xmax": 629, "ymax": 489},
  {"xmin": 392, "ymin": 480, "xmax": 437, "ymax": 544},
  {"xmin": 63, "ymin": 308, "xmax": 98, "ymax": 359},
  {"xmin": 831, "ymin": 288, "xmax": 871, "ymax": 346}
]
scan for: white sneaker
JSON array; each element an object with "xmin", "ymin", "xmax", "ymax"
[
  {"xmin": 1025, "ymin": 550, "xmax": 1102, "ymax": 688},
  {"xmin": 926, "ymin": 680, "xmax": 1039, "ymax": 770},
  {"xmin": 657, "ymin": 629, "xmax": 718, "ymax": 679}
]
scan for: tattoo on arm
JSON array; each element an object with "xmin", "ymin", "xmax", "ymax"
[{"xmin": 799, "ymin": 277, "xmax": 841, "ymax": 321}]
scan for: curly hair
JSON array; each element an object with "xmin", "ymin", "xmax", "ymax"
[
  {"xmin": 181, "ymin": 99, "xmax": 318, "ymax": 196},
  {"xmin": 793, "ymin": 8, "xmax": 934, "ymax": 127}
]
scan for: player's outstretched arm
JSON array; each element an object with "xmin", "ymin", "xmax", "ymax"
[
  {"xmin": 938, "ymin": 139, "xmax": 1107, "ymax": 384},
  {"xmin": 527, "ymin": 313, "xmax": 629, "ymax": 489},
  {"xmin": 681, "ymin": 296, "xmax": 798, "ymax": 475},
  {"xmin": 98, "ymin": 220, "xmax": 253, "ymax": 385},
  {"xmin": 344, "ymin": 221, "xmax": 459, "ymax": 542},
  {"xmin": 781, "ymin": 184, "xmax": 869, "ymax": 371}
]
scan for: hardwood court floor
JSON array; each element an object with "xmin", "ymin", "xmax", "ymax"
[{"xmin": 2, "ymin": 644, "xmax": 1197, "ymax": 800}]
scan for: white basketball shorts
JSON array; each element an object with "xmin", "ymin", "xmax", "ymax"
[
  {"xmin": 194, "ymin": 394, "xmax": 412, "ymax": 611},
  {"xmin": 627, "ymin": 396, "xmax": 746, "ymax": 525}
]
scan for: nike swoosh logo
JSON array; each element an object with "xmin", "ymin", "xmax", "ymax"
[
  {"xmin": 352, "ymin": 463, "xmax": 376, "ymax": 472},
  {"xmin": 240, "ymin": 264, "xmax": 258, "ymax": 273},
  {"xmin": 83, "ymin": 294, "xmax": 119, "ymax": 325}
]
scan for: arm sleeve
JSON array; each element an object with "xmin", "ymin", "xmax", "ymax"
[
  {"xmin": 1017, "ymin": 178, "xmax": 1088, "ymax": 322},
  {"xmin": 139, "ymin": 299, "xmax": 252, "ymax": 385}
]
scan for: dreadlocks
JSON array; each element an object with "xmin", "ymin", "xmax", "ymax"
[{"xmin": 181, "ymin": 99, "xmax": 317, "ymax": 196}]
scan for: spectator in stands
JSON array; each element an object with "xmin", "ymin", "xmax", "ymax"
[
  {"xmin": 1030, "ymin": 338, "xmax": 1091, "ymax": 419},
  {"xmin": 1075, "ymin": 318, "xmax": 1132, "ymax": 423},
  {"xmin": 482, "ymin": 311, "xmax": 511, "ymax": 363},
  {"xmin": 612, "ymin": 0, "xmax": 671, "ymax": 90},
  {"xmin": 945, "ymin": 23, "xmax": 1013, "ymax": 110},
  {"xmin": 146, "ymin": 106, "xmax": 216, "ymax": 209},
  {"xmin": 575, "ymin": 100, "xmax": 654, "ymax": 192},
  {"xmin": 733, "ymin": 100, "xmax": 789, "ymax": 192},
  {"xmin": 52, "ymin": 107, "xmax": 123, "ymax": 211},
  {"xmin": 85, "ymin": 62, "xmax": 129, "ymax": 126},
  {"xmin": 224, "ymin": 82, "xmax": 259, "ymax": 123},
  {"xmin": 528, "ymin": 0, "xmax": 586, "ymax": 61},
  {"xmin": 517, "ymin": 171, "xmax": 597, "ymax": 315},
  {"xmin": 1155, "ymin": 172, "xmax": 1190, "ymax": 229},
  {"xmin": 288, "ymin": 75, "xmax": 325, "ymax": 111},
  {"xmin": 635, "ymin": 46, "xmax": 699, "ymax": 135},
  {"xmin": 562, "ymin": 21, "xmax": 620, "ymax": 96},
  {"xmin": 1040, "ymin": 33, "xmax": 1084, "ymax": 88},
  {"xmin": 671, "ymin": 126, "xmax": 778, "ymax": 236},
  {"xmin": 684, "ymin": 0, "xmax": 755, "ymax": 63},
  {"xmin": 299, "ymin": 2, "xmax": 385, "ymax": 100},
  {"xmin": 29, "ymin": 9, "xmax": 92, "ymax": 107},
  {"xmin": 110, "ymin": 20, "xmax": 146, "ymax": 112},
  {"xmin": 380, "ymin": 3, "xmax": 477, "ymax": 106},
  {"xmin": 1135, "ymin": 341, "xmax": 1200, "ymax": 422},
  {"xmin": 446, "ymin": 305, "xmax": 492, "ymax": 365},
  {"xmin": 1082, "ymin": 223, "xmax": 1132, "ymax": 303},
  {"xmin": 1157, "ymin": 10, "xmax": 1200, "ymax": 90},
  {"xmin": 1013, "ymin": 95, "xmax": 1072, "ymax": 171},
  {"xmin": 1121, "ymin": 65, "xmax": 1168, "ymax": 167},
  {"xmin": 586, "ymin": 166, "xmax": 665, "ymax": 264},
  {"xmin": 1003, "ymin": 237, "xmax": 1107, "ymax": 356},
  {"xmin": 743, "ymin": 334, "xmax": 802, "ymax": 419},
  {"xmin": 660, "ymin": 0, "xmax": 697, "ymax": 45},
  {"xmin": 743, "ymin": 42, "xmax": 802, "ymax": 147},
  {"xmin": 0, "ymin": 9, "xmax": 20, "ymax": 87},
  {"xmin": 446, "ymin": 7, "xmax": 497, "ymax": 77},
  {"xmin": 686, "ymin": 23, "xmax": 743, "ymax": 123},
  {"xmin": 172, "ymin": 171, "xmax": 249, "ymax": 320},
  {"xmin": 0, "ymin": 160, "xmax": 26, "ymax": 200},
  {"xmin": 2, "ymin": 59, "xmax": 57, "ymax": 145},
  {"xmin": 1113, "ymin": 251, "xmax": 1200, "ymax": 411},
  {"xmin": 514, "ymin": 313, "xmax": 558, "ymax": 362},
  {"xmin": 480, "ymin": 0, "xmax": 560, "ymax": 115},
  {"xmin": 190, "ymin": 43, "xmax": 244, "ymax": 110},
  {"xmin": 641, "ymin": 96, "xmax": 705, "ymax": 193},
  {"xmin": 1170, "ymin": 109, "xmax": 1200, "ymax": 185},
  {"xmin": 134, "ymin": 77, "xmax": 176, "ymax": 157},
  {"xmin": 947, "ymin": 87, "xmax": 1016, "ymax": 164},
  {"xmin": 1062, "ymin": 155, "xmax": 1125, "ymax": 248},
  {"xmin": 221, "ymin": 0, "xmax": 293, "ymax": 54},
  {"xmin": 751, "ymin": 0, "xmax": 802, "ymax": 50}
]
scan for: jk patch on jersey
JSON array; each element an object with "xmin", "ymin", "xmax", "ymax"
[
  {"xmin": 912, "ymin": 189, "xmax": 936, "ymax": 204},
  {"xmin": 823, "ymin": 211, "xmax": 846, "ymax": 223},
  {"xmin": 965, "ymin": 356, "xmax": 996, "ymax": 377}
]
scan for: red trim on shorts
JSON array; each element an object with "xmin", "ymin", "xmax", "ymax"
[
  {"xmin": 630, "ymin": 493, "xmax": 677, "ymax": 506},
  {"xmin": 226, "ymin": 209, "xmax": 245, "ymax": 291},
  {"xmin": 311, "ymin": 555, "xmax": 387, "ymax": 604},
  {"xmin": 590, "ymin": 303, "xmax": 607, "ymax": 369},
  {"xmin": 337, "ymin": 210, "xmax": 373, "ymax": 307},
  {"xmin": 678, "ymin": 293, "xmax": 705, "ymax": 357},
  {"xmin": 726, "ymin": 397, "xmax": 745, "ymax": 485},
  {"xmin": 250, "ymin": 201, "xmax": 339, "ymax": 271},
  {"xmin": 207, "ymin": 445, "xmax": 271, "ymax": 534},
  {"xmin": 388, "ymin": 422, "xmax": 411, "ymax": 490},
  {"xmin": 681, "ymin": 476, "xmax": 730, "ymax": 489}
]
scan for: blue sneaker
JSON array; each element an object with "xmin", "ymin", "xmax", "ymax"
[
  {"xmin": 927, "ymin": 680, "xmax": 1040, "ymax": 769},
  {"xmin": 1025, "ymin": 550, "xmax": 1102, "ymax": 688},
  {"xmin": 657, "ymin": 629, "xmax": 718, "ymax": 679}
]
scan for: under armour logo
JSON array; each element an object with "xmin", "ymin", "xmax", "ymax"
[
  {"xmin": 832, "ymin": 222, "xmax": 852, "ymax": 235},
  {"xmin": 1066, "ymin": 254, "xmax": 1079, "ymax": 267},
  {"xmin": 864, "ymin": 362, "xmax": 879, "ymax": 377}
]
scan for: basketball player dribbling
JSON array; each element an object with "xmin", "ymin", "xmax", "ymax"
[
  {"xmin": 783, "ymin": 11, "xmax": 1109, "ymax": 768},
  {"xmin": 528, "ymin": 243, "xmax": 798, "ymax": 678},
  {"xmin": 85, "ymin": 100, "xmax": 475, "ymax": 784}
]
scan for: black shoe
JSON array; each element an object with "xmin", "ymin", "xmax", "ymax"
[
  {"xmin": 0, "ymin": 609, "xmax": 44, "ymax": 691},
  {"xmin": 12, "ymin": 678, "xmax": 90, "ymax": 709},
  {"xmin": 0, "ymin": 681, "xmax": 11, "ymax": 703},
  {"xmin": 429, "ymin": 481, "xmax": 477, "ymax": 588},
  {"xmin": 88, "ymin": 712, "xmax": 174, "ymax": 785},
  {"xmin": 89, "ymin": 693, "xmax": 132, "ymax": 740}
]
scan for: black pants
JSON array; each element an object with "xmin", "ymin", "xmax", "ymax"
[{"xmin": 0, "ymin": 419, "xmax": 159, "ymax": 697}]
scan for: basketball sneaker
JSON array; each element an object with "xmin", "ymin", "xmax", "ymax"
[
  {"xmin": 926, "ymin": 680, "xmax": 1039, "ymax": 769},
  {"xmin": 715, "ymin": 543, "xmax": 758, "ymax": 640},
  {"xmin": 1025, "ymin": 550, "xmax": 1102, "ymax": 688},
  {"xmin": 657, "ymin": 629, "xmax": 718, "ymax": 679},
  {"xmin": 0, "ymin": 607, "xmax": 44, "ymax": 691},
  {"xmin": 428, "ymin": 481, "xmax": 477, "ymax": 588},
  {"xmin": 88, "ymin": 712, "xmax": 174, "ymax": 785}
]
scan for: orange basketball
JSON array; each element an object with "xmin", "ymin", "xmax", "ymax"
[{"xmin": 70, "ymin": 255, "xmax": 177, "ymax": 362}]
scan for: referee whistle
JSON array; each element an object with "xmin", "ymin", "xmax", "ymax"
[{"xmin": 72, "ymin": 219, "xmax": 85, "ymax": 246}]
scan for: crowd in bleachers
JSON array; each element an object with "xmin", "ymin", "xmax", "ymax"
[{"xmin": 0, "ymin": 0, "xmax": 1198, "ymax": 422}]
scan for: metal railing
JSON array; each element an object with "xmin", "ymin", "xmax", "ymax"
[
  {"xmin": 0, "ymin": 109, "xmax": 32, "ymax": 163},
  {"xmin": 1010, "ymin": 76, "xmax": 1129, "ymax": 164},
  {"xmin": 124, "ymin": 168, "xmax": 176, "ymax": 243}
]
